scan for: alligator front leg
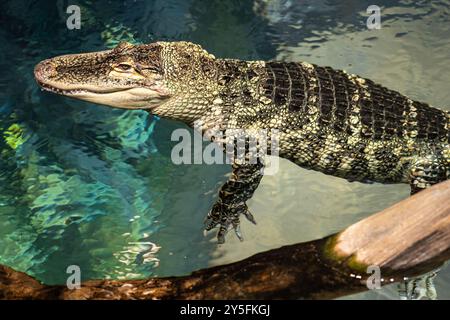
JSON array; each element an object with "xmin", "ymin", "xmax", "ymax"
[{"xmin": 204, "ymin": 161, "xmax": 264, "ymax": 244}]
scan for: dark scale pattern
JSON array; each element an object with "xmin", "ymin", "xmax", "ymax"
[
  {"xmin": 263, "ymin": 63, "xmax": 276, "ymax": 102},
  {"xmin": 413, "ymin": 101, "xmax": 448, "ymax": 141},
  {"xmin": 363, "ymin": 81, "xmax": 408, "ymax": 140},
  {"xmin": 265, "ymin": 62, "xmax": 309, "ymax": 112},
  {"xmin": 263, "ymin": 61, "xmax": 448, "ymax": 143},
  {"xmin": 332, "ymin": 69, "xmax": 362, "ymax": 135},
  {"xmin": 366, "ymin": 84, "xmax": 406, "ymax": 138},
  {"xmin": 266, "ymin": 62, "xmax": 289, "ymax": 106},
  {"xmin": 363, "ymin": 82, "xmax": 449, "ymax": 142},
  {"xmin": 288, "ymin": 63, "xmax": 307, "ymax": 112},
  {"xmin": 373, "ymin": 148, "xmax": 404, "ymax": 182},
  {"xmin": 314, "ymin": 66, "xmax": 335, "ymax": 126},
  {"xmin": 330, "ymin": 70, "xmax": 352, "ymax": 134}
]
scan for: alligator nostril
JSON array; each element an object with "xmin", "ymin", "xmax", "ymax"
[{"xmin": 34, "ymin": 60, "xmax": 56, "ymax": 82}]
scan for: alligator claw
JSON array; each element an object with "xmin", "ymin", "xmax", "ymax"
[
  {"xmin": 243, "ymin": 210, "xmax": 257, "ymax": 225},
  {"xmin": 204, "ymin": 215, "xmax": 218, "ymax": 231},
  {"xmin": 203, "ymin": 201, "xmax": 252, "ymax": 243},
  {"xmin": 217, "ymin": 224, "xmax": 229, "ymax": 244},
  {"xmin": 233, "ymin": 224, "xmax": 244, "ymax": 241}
]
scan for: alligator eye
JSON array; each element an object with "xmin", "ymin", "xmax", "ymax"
[
  {"xmin": 147, "ymin": 66, "xmax": 161, "ymax": 73},
  {"xmin": 114, "ymin": 63, "xmax": 133, "ymax": 72}
]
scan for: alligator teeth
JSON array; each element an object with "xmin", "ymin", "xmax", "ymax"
[{"xmin": 38, "ymin": 84, "xmax": 89, "ymax": 95}]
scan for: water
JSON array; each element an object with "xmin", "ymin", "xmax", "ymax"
[{"xmin": 0, "ymin": 0, "xmax": 449, "ymax": 299}]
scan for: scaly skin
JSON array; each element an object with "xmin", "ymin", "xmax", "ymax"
[{"xmin": 34, "ymin": 41, "xmax": 450, "ymax": 244}]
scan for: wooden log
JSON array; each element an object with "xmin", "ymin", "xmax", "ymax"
[
  {"xmin": 0, "ymin": 180, "xmax": 449, "ymax": 300},
  {"xmin": 332, "ymin": 179, "xmax": 450, "ymax": 277}
]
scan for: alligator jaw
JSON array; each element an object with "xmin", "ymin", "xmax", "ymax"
[
  {"xmin": 34, "ymin": 57, "xmax": 169, "ymax": 109},
  {"xmin": 35, "ymin": 78, "xmax": 127, "ymax": 96}
]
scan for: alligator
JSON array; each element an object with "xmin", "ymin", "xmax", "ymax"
[
  {"xmin": 34, "ymin": 41, "xmax": 449, "ymax": 299},
  {"xmin": 34, "ymin": 41, "xmax": 449, "ymax": 238}
]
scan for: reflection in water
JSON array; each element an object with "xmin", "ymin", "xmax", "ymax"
[{"xmin": 0, "ymin": 0, "xmax": 449, "ymax": 298}]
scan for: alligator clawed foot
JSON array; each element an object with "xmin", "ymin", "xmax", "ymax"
[
  {"xmin": 398, "ymin": 269, "xmax": 439, "ymax": 300},
  {"xmin": 204, "ymin": 201, "xmax": 255, "ymax": 243}
]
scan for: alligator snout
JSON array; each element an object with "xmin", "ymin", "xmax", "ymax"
[{"xmin": 34, "ymin": 59, "xmax": 56, "ymax": 84}]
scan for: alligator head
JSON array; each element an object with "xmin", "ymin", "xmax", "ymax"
[{"xmin": 34, "ymin": 41, "xmax": 220, "ymax": 122}]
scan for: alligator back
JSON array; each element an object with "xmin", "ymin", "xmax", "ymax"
[
  {"xmin": 254, "ymin": 61, "xmax": 449, "ymax": 183},
  {"xmin": 263, "ymin": 61, "xmax": 449, "ymax": 144}
]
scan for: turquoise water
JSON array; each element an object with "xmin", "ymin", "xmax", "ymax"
[{"xmin": 0, "ymin": 0, "xmax": 449, "ymax": 299}]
